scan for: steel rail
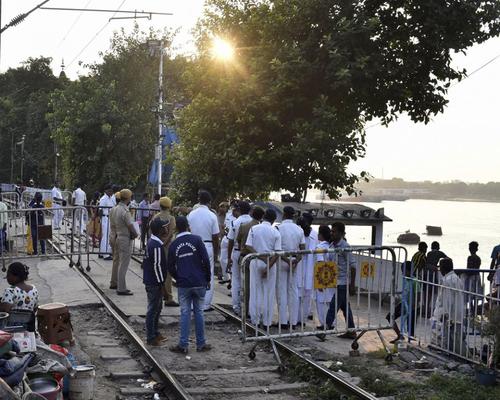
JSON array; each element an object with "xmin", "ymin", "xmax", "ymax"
[
  {"xmin": 47, "ymin": 235, "xmax": 193, "ymax": 400},
  {"xmin": 212, "ymin": 303, "xmax": 378, "ymax": 400}
]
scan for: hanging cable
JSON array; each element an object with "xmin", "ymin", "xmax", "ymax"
[{"xmin": 67, "ymin": 0, "xmax": 126, "ymax": 68}]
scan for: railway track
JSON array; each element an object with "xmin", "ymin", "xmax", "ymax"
[{"xmin": 46, "ymin": 225, "xmax": 378, "ymax": 400}]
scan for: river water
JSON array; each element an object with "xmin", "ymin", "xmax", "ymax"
[{"xmin": 330, "ymin": 199, "xmax": 500, "ymax": 269}]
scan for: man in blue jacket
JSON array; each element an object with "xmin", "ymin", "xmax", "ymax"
[
  {"xmin": 168, "ymin": 216, "xmax": 212, "ymax": 354},
  {"xmin": 143, "ymin": 218, "xmax": 169, "ymax": 346}
]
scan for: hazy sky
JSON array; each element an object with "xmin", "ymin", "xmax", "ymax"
[{"xmin": 1, "ymin": 1, "xmax": 499, "ymax": 183}]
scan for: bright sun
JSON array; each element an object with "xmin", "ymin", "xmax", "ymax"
[{"xmin": 211, "ymin": 37, "xmax": 235, "ymax": 61}]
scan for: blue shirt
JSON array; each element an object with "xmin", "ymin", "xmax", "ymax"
[
  {"xmin": 491, "ymin": 245, "xmax": 500, "ymax": 263},
  {"xmin": 167, "ymin": 232, "xmax": 211, "ymax": 288},
  {"xmin": 143, "ymin": 235, "xmax": 167, "ymax": 286},
  {"xmin": 137, "ymin": 200, "xmax": 151, "ymax": 220}
]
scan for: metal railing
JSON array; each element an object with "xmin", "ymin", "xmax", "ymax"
[
  {"xmin": 0, "ymin": 206, "xmax": 88, "ymax": 269},
  {"xmin": 239, "ymin": 246, "xmax": 407, "ymax": 350},
  {"xmin": 406, "ymin": 268, "xmax": 500, "ymax": 368}
]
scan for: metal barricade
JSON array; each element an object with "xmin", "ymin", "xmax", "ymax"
[
  {"xmin": 239, "ymin": 246, "xmax": 407, "ymax": 354},
  {"xmin": 0, "ymin": 191, "xmax": 21, "ymax": 209},
  {"xmin": 407, "ymin": 268, "xmax": 500, "ymax": 369},
  {"xmin": 0, "ymin": 206, "xmax": 88, "ymax": 269}
]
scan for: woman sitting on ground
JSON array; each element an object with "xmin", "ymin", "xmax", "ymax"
[{"xmin": 0, "ymin": 262, "xmax": 39, "ymax": 313}]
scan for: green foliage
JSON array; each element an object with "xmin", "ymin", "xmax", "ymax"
[
  {"xmin": 47, "ymin": 25, "xmax": 186, "ymax": 193},
  {"xmin": 0, "ymin": 57, "xmax": 62, "ymax": 186},
  {"xmin": 173, "ymin": 0, "xmax": 500, "ymax": 202}
]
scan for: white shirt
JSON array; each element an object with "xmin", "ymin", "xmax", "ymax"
[
  {"xmin": 433, "ymin": 271, "xmax": 465, "ymax": 323},
  {"xmin": 227, "ymin": 214, "xmax": 252, "ymax": 250},
  {"xmin": 187, "ymin": 204, "xmax": 220, "ymax": 242},
  {"xmin": 245, "ymin": 221, "xmax": 282, "ymax": 254},
  {"xmin": 72, "ymin": 188, "xmax": 87, "ymax": 206},
  {"xmin": 278, "ymin": 219, "xmax": 305, "ymax": 252},
  {"xmin": 224, "ymin": 212, "xmax": 236, "ymax": 237},
  {"xmin": 51, "ymin": 186, "xmax": 62, "ymax": 201},
  {"xmin": 296, "ymin": 231, "xmax": 318, "ymax": 289},
  {"xmin": 98, "ymin": 194, "xmax": 115, "ymax": 217}
]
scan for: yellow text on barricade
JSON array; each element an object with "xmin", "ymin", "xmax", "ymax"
[
  {"xmin": 314, "ymin": 261, "xmax": 338, "ymax": 289},
  {"xmin": 360, "ymin": 261, "xmax": 376, "ymax": 278}
]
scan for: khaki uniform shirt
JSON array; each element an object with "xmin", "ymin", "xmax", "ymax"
[
  {"xmin": 151, "ymin": 209, "xmax": 176, "ymax": 245},
  {"xmin": 110, "ymin": 203, "xmax": 134, "ymax": 239},
  {"xmin": 238, "ymin": 219, "xmax": 260, "ymax": 256}
]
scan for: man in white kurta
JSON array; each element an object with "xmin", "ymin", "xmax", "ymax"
[
  {"xmin": 245, "ymin": 209, "xmax": 282, "ymax": 327},
  {"xmin": 295, "ymin": 219, "xmax": 318, "ymax": 325},
  {"xmin": 315, "ymin": 226, "xmax": 335, "ymax": 328},
  {"xmin": 51, "ymin": 183, "xmax": 64, "ymax": 230},
  {"xmin": 72, "ymin": 185, "xmax": 87, "ymax": 235},
  {"xmin": 227, "ymin": 201, "xmax": 252, "ymax": 315},
  {"xmin": 187, "ymin": 190, "xmax": 220, "ymax": 311},
  {"xmin": 432, "ymin": 257, "xmax": 466, "ymax": 355},
  {"xmin": 99, "ymin": 186, "xmax": 116, "ymax": 258},
  {"xmin": 277, "ymin": 206, "xmax": 305, "ymax": 328},
  {"xmin": 220, "ymin": 204, "xmax": 239, "ymax": 283}
]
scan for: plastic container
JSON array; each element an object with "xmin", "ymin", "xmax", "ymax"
[
  {"xmin": 0, "ymin": 312, "xmax": 9, "ymax": 328},
  {"xmin": 475, "ymin": 368, "xmax": 497, "ymax": 386},
  {"xmin": 69, "ymin": 365, "xmax": 96, "ymax": 400},
  {"xmin": 28, "ymin": 377, "xmax": 61, "ymax": 400}
]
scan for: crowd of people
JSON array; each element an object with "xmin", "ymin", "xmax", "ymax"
[{"xmin": 1, "ymin": 183, "xmax": 500, "ymax": 356}]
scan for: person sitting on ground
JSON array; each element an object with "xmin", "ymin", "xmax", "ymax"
[
  {"xmin": 386, "ymin": 261, "xmax": 418, "ymax": 343},
  {"xmin": 168, "ymin": 216, "xmax": 211, "ymax": 354},
  {"xmin": 0, "ymin": 262, "xmax": 39, "ymax": 313},
  {"xmin": 143, "ymin": 218, "xmax": 170, "ymax": 346}
]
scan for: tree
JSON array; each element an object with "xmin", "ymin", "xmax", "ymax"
[
  {"xmin": 172, "ymin": 0, "xmax": 500, "ymax": 203},
  {"xmin": 47, "ymin": 26, "xmax": 186, "ymax": 193},
  {"xmin": 0, "ymin": 57, "xmax": 62, "ymax": 186}
]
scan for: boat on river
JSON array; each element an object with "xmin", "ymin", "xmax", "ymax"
[
  {"xmin": 397, "ymin": 231, "xmax": 420, "ymax": 245},
  {"xmin": 426, "ymin": 225, "xmax": 443, "ymax": 236}
]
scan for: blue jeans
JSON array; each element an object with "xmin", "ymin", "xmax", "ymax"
[
  {"xmin": 31, "ymin": 226, "xmax": 45, "ymax": 255},
  {"xmin": 178, "ymin": 287, "xmax": 206, "ymax": 349},
  {"xmin": 326, "ymin": 285, "xmax": 355, "ymax": 329},
  {"xmin": 145, "ymin": 284, "xmax": 163, "ymax": 342}
]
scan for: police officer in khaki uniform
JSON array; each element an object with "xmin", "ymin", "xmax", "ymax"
[
  {"xmin": 110, "ymin": 189, "xmax": 138, "ymax": 295},
  {"xmin": 109, "ymin": 192, "xmax": 121, "ymax": 289},
  {"xmin": 150, "ymin": 196, "xmax": 178, "ymax": 306}
]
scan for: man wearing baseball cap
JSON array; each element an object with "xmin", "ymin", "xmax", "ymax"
[
  {"xmin": 150, "ymin": 196, "xmax": 178, "ymax": 307},
  {"xmin": 109, "ymin": 188, "xmax": 138, "ymax": 295}
]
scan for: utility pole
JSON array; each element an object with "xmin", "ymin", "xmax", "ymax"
[
  {"xmin": 54, "ymin": 142, "xmax": 59, "ymax": 182},
  {"xmin": 10, "ymin": 131, "xmax": 13, "ymax": 182},
  {"xmin": 19, "ymin": 134, "xmax": 25, "ymax": 182},
  {"xmin": 157, "ymin": 40, "xmax": 164, "ymax": 196},
  {"xmin": 148, "ymin": 39, "xmax": 166, "ymax": 195}
]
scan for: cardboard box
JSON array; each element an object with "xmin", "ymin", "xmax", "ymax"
[{"xmin": 12, "ymin": 331, "xmax": 37, "ymax": 353}]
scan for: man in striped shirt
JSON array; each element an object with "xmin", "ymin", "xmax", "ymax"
[{"xmin": 143, "ymin": 218, "xmax": 169, "ymax": 346}]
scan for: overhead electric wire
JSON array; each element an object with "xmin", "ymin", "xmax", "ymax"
[
  {"xmin": 365, "ymin": 49, "xmax": 500, "ymax": 130},
  {"xmin": 67, "ymin": 0, "xmax": 126, "ymax": 68},
  {"xmin": 54, "ymin": 0, "xmax": 92, "ymax": 50}
]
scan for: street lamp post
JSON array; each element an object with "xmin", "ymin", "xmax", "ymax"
[
  {"xmin": 17, "ymin": 134, "xmax": 25, "ymax": 182},
  {"xmin": 148, "ymin": 39, "xmax": 165, "ymax": 195}
]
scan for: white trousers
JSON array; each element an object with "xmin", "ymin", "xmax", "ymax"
[
  {"xmin": 316, "ymin": 289, "xmax": 334, "ymax": 327},
  {"xmin": 231, "ymin": 249, "xmax": 242, "ymax": 314},
  {"xmin": 220, "ymin": 237, "xmax": 230, "ymax": 280},
  {"xmin": 52, "ymin": 205, "xmax": 64, "ymax": 230},
  {"xmin": 277, "ymin": 262, "xmax": 299, "ymax": 325},
  {"xmin": 297, "ymin": 288, "xmax": 313, "ymax": 323},
  {"xmin": 203, "ymin": 243, "xmax": 215, "ymax": 310},
  {"xmin": 74, "ymin": 208, "xmax": 86, "ymax": 235},
  {"xmin": 100, "ymin": 216, "xmax": 111, "ymax": 254},
  {"xmin": 249, "ymin": 260, "xmax": 277, "ymax": 327}
]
